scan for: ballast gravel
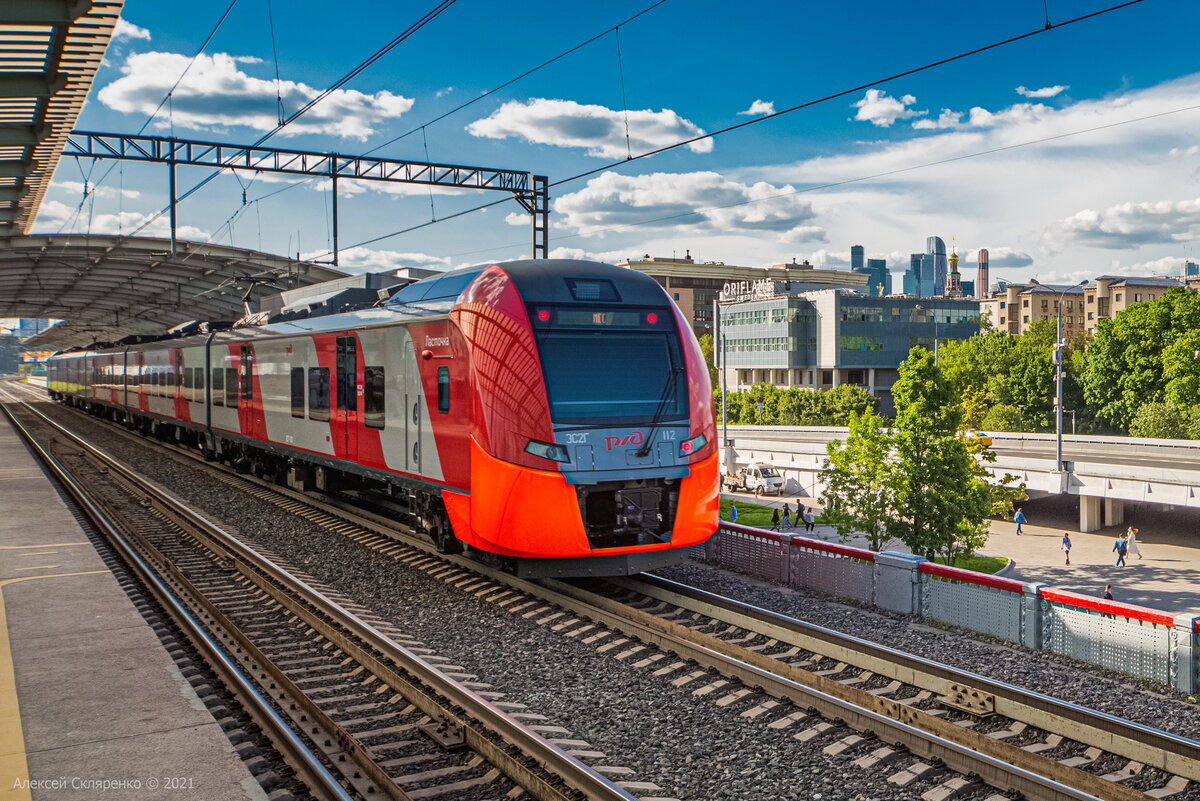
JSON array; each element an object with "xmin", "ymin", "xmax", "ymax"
[
  {"xmin": 654, "ymin": 560, "xmax": 1200, "ymax": 740},
  {"xmin": 36, "ymin": 401, "xmax": 1200, "ymax": 801}
]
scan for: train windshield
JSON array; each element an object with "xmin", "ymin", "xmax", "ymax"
[{"xmin": 535, "ymin": 329, "xmax": 686, "ymax": 425}]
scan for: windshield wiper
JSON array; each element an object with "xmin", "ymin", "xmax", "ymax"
[{"xmin": 636, "ymin": 367, "xmax": 684, "ymax": 458}]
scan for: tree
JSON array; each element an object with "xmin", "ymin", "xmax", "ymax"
[
  {"xmin": 980, "ymin": 403, "xmax": 1024, "ymax": 432},
  {"xmin": 822, "ymin": 409, "xmax": 895, "ymax": 551},
  {"xmin": 1129, "ymin": 402, "xmax": 1187, "ymax": 439},
  {"xmin": 886, "ymin": 348, "xmax": 992, "ymax": 564},
  {"xmin": 823, "ymin": 384, "xmax": 878, "ymax": 424},
  {"xmin": 1082, "ymin": 288, "xmax": 1200, "ymax": 431},
  {"xmin": 697, "ymin": 334, "xmax": 719, "ymax": 389}
]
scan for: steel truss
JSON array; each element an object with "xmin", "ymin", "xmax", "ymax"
[{"xmin": 63, "ymin": 131, "xmax": 550, "ymax": 262}]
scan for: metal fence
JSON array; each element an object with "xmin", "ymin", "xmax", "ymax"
[{"xmin": 702, "ymin": 524, "xmax": 1199, "ymax": 692}]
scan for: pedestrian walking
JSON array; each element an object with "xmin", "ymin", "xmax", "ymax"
[
  {"xmin": 781, "ymin": 508, "xmax": 792, "ymax": 529},
  {"xmin": 803, "ymin": 509, "xmax": 815, "ymax": 532},
  {"xmin": 1061, "ymin": 533, "xmax": 1072, "ymax": 565},
  {"xmin": 1127, "ymin": 526, "xmax": 1143, "ymax": 560},
  {"xmin": 729, "ymin": 504, "xmax": 738, "ymax": 523},
  {"xmin": 1013, "ymin": 507, "xmax": 1027, "ymax": 535},
  {"xmin": 1113, "ymin": 533, "xmax": 1128, "ymax": 566},
  {"xmin": 770, "ymin": 508, "xmax": 780, "ymax": 531},
  {"xmin": 797, "ymin": 501, "xmax": 806, "ymax": 519},
  {"xmin": 782, "ymin": 502, "xmax": 791, "ymax": 519},
  {"xmin": 1101, "ymin": 583, "xmax": 1115, "ymax": 618}
]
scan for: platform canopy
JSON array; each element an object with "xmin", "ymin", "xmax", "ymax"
[
  {"xmin": 3, "ymin": 234, "xmax": 346, "ymax": 350},
  {"xmin": 2, "ymin": 0, "xmax": 124, "ymax": 241}
]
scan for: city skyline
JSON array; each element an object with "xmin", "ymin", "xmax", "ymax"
[{"xmin": 28, "ymin": 0, "xmax": 1200, "ymax": 287}]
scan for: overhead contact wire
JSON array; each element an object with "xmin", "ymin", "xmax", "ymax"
[{"xmin": 319, "ymin": 0, "xmax": 1147, "ymax": 259}]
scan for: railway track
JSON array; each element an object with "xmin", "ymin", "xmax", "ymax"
[
  {"xmin": 1, "ymin": 388, "xmax": 644, "ymax": 801},
  {"xmin": 8, "ymin": 380, "xmax": 1200, "ymax": 800}
]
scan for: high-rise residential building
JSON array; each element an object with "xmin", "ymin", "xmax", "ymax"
[
  {"xmin": 976, "ymin": 249, "xmax": 990, "ymax": 298},
  {"xmin": 1082, "ymin": 276, "xmax": 1184, "ymax": 334},
  {"xmin": 926, "ymin": 236, "xmax": 947, "ymax": 296}
]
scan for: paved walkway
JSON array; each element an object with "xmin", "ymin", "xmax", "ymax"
[{"xmin": 721, "ymin": 490, "xmax": 1200, "ymax": 616}]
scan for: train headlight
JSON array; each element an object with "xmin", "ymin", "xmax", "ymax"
[
  {"xmin": 525, "ymin": 439, "xmax": 570, "ymax": 463},
  {"xmin": 679, "ymin": 432, "xmax": 707, "ymax": 457}
]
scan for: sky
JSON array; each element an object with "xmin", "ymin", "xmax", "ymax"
[{"xmin": 32, "ymin": 0, "xmax": 1200, "ymax": 288}]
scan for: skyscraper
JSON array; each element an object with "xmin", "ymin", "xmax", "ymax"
[
  {"xmin": 977, "ymin": 248, "xmax": 990, "ymax": 298},
  {"xmin": 926, "ymin": 236, "xmax": 947, "ymax": 296},
  {"xmin": 905, "ymin": 253, "xmax": 936, "ymax": 297},
  {"xmin": 866, "ymin": 258, "xmax": 890, "ymax": 296},
  {"xmin": 851, "ymin": 244, "xmax": 865, "ymax": 272}
]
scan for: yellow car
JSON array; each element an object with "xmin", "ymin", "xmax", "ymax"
[{"xmin": 964, "ymin": 429, "xmax": 993, "ymax": 447}]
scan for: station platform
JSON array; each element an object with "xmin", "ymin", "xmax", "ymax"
[
  {"xmin": 721, "ymin": 490, "xmax": 1200, "ymax": 616},
  {"xmin": 0, "ymin": 416, "xmax": 261, "ymax": 800}
]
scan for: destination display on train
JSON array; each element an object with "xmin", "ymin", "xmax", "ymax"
[{"xmin": 555, "ymin": 309, "xmax": 645, "ymax": 327}]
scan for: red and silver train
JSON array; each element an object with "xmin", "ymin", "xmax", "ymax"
[{"xmin": 47, "ymin": 259, "xmax": 719, "ymax": 576}]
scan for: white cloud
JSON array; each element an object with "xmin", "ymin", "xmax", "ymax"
[
  {"xmin": 98, "ymin": 52, "xmax": 414, "ymax": 140},
  {"xmin": 1046, "ymin": 197, "xmax": 1200, "ymax": 250},
  {"xmin": 34, "ymin": 199, "xmax": 209, "ymax": 240},
  {"xmin": 966, "ymin": 247, "xmax": 1033, "ymax": 268},
  {"xmin": 113, "ymin": 19, "xmax": 151, "ymax": 41},
  {"xmin": 1016, "ymin": 85, "xmax": 1068, "ymax": 98},
  {"xmin": 466, "ymin": 98, "xmax": 712, "ymax": 159},
  {"xmin": 912, "ymin": 109, "xmax": 964, "ymax": 130},
  {"xmin": 738, "ymin": 99, "xmax": 775, "ymax": 116},
  {"xmin": 852, "ymin": 89, "xmax": 925, "ymax": 127},
  {"xmin": 302, "ymin": 247, "xmax": 452, "ymax": 274},
  {"xmin": 551, "ymin": 171, "xmax": 824, "ymax": 242},
  {"xmin": 1169, "ymin": 145, "xmax": 1200, "ymax": 158},
  {"xmin": 435, "ymin": 87, "xmax": 454, "ymax": 98},
  {"xmin": 732, "ymin": 73, "xmax": 1200, "ymax": 278},
  {"xmin": 51, "ymin": 181, "xmax": 141, "ymax": 199},
  {"xmin": 309, "ymin": 177, "xmax": 468, "ymax": 198}
]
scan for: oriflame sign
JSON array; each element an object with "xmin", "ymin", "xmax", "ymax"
[{"xmin": 719, "ymin": 279, "xmax": 777, "ymax": 303}]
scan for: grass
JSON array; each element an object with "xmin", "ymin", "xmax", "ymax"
[
  {"xmin": 719, "ymin": 498, "xmax": 1009, "ymax": 575},
  {"xmin": 932, "ymin": 554, "xmax": 1008, "ymax": 575}
]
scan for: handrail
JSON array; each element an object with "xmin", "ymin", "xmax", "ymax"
[
  {"xmin": 920, "ymin": 561, "xmax": 1024, "ymax": 594},
  {"xmin": 1039, "ymin": 587, "xmax": 1178, "ymax": 627}
]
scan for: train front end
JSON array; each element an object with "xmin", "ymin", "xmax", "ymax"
[{"xmin": 446, "ymin": 260, "xmax": 719, "ymax": 577}]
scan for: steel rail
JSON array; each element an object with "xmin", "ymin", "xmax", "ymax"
[
  {"xmin": 0, "ymin": 404, "xmax": 359, "ymax": 801},
  {"xmin": 14, "ymin": 387, "xmax": 1177, "ymax": 800},
  {"xmin": 12, "ymin": 397, "xmax": 638, "ymax": 801},
  {"xmin": 624, "ymin": 571, "xmax": 1200, "ymax": 779}
]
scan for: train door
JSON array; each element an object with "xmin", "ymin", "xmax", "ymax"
[
  {"xmin": 404, "ymin": 373, "xmax": 422, "ymax": 475},
  {"xmin": 335, "ymin": 335, "xmax": 358, "ymax": 463}
]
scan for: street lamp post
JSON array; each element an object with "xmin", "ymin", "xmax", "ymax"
[{"xmin": 1031, "ymin": 278, "xmax": 1087, "ymax": 471}]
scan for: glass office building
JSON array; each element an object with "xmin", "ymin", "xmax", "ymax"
[{"xmin": 716, "ymin": 287, "xmax": 980, "ymax": 414}]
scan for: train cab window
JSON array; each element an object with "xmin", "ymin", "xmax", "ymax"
[
  {"xmin": 211, "ymin": 368, "xmax": 224, "ymax": 406},
  {"xmin": 290, "ymin": 368, "xmax": 305, "ymax": 418},
  {"xmin": 240, "ymin": 346, "xmax": 253, "ymax": 400},
  {"xmin": 225, "ymin": 367, "xmax": 239, "ymax": 408},
  {"xmin": 363, "ymin": 366, "xmax": 385, "ymax": 429},
  {"xmin": 436, "ymin": 367, "xmax": 450, "ymax": 414},
  {"xmin": 308, "ymin": 367, "xmax": 330, "ymax": 422}
]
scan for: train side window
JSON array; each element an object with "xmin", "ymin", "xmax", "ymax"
[
  {"xmin": 290, "ymin": 368, "xmax": 305, "ymax": 418},
  {"xmin": 225, "ymin": 367, "xmax": 239, "ymax": 408},
  {"xmin": 436, "ymin": 367, "xmax": 450, "ymax": 413},
  {"xmin": 212, "ymin": 368, "xmax": 224, "ymax": 406},
  {"xmin": 192, "ymin": 368, "xmax": 203, "ymax": 402},
  {"xmin": 240, "ymin": 346, "xmax": 253, "ymax": 400},
  {"xmin": 308, "ymin": 367, "xmax": 330, "ymax": 422},
  {"xmin": 363, "ymin": 366, "xmax": 385, "ymax": 429},
  {"xmin": 183, "ymin": 367, "xmax": 192, "ymax": 393}
]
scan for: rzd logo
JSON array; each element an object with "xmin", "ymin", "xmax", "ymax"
[{"xmin": 604, "ymin": 431, "xmax": 644, "ymax": 450}]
